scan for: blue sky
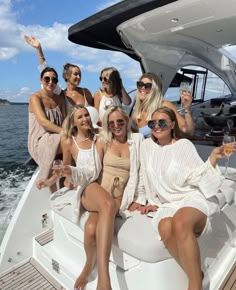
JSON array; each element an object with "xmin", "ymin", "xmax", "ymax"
[
  {"xmin": 1, "ymin": 0, "xmax": 236, "ymax": 103},
  {"xmin": 0, "ymin": 0, "xmax": 141, "ymax": 102}
]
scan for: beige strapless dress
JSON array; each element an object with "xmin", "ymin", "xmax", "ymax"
[{"xmin": 98, "ymin": 150, "xmax": 130, "ymax": 199}]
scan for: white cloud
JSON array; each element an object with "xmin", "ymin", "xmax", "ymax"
[{"xmin": 0, "ymin": 86, "xmax": 31, "ymax": 102}]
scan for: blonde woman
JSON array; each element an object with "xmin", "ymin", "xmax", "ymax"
[
  {"xmin": 132, "ymin": 72, "xmax": 194, "ymax": 138},
  {"xmin": 94, "ymin": 67, "xmax": 132, "ymax": 123},
  {"xmin": 63, "ymin": 106, "xmax": 145, "ymax": 290}
]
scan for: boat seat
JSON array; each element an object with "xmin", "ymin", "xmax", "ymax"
[
  {"xmin": 51, "ymin": 197, "xmax": 171, "ymax": 263},
  {"xmin": 50, "ymin": 174, "xmax": 236, "ymax": 268}
]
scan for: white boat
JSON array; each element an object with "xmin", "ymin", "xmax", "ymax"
[{"xmin": 1, "ymin": 0, "xmax": 236, "ymax": 289}]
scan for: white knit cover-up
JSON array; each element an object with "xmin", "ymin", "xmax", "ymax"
[{"xmin": 140, "ymin": 138, "xmax": 225, "ymax": 236}]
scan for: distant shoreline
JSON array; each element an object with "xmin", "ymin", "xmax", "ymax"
[{"xmin": 0, "ymin": 99, "xmax": 28, "ymax": 105}]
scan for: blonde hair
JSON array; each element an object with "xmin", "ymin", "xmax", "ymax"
[
  {"xmin": 135, "ymin": 72, "xmax": 164, "ymax": 121},
  {"xmin": 99, "ymin": 106, "xmax": 130, "ymax": 144},
  {"xmin": 63, "ymin": 63, "xmax": 81, "ymax": 82},
  {"xmin": 100, "ymin": 67, "xmax": 122, "ymax": 97},
  {"xmin": 62, "ymin": 104, "xmax": 94, "ymax": 138}
]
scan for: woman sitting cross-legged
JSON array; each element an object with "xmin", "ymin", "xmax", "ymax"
[
  {"xmin": 138, "ymin": 106, "xmax": 236, "ymax": 290},
  {"xmin": 41, "ymin": 105, "xmax": 145, "ymax": 289},
  {"xmin": 60, "ymin": 106, "xmax": 145, "ymax": 290}
]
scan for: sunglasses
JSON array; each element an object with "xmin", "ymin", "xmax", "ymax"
[
  {"xmin": 147, "ymin": 119, "xmax": 170, "ymax": 129},
  {"xmin": 99, "ymin": 76, "xmax": 109, "ymax": 82},
  {"xmin": 108, "ymin": 119, "xmax": 125, "ymax": 128},
  {"xmin": 43, "ymin": 76, "xmax": 58, "ymax": 84},
  {"xmin": 137, "ymin": 81, "xmax": 152, "ymax": 90}
]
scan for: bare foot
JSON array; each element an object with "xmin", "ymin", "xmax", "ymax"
[{"xmin": 74, "ymin": 266, "xmax": 94, "ymax": 290}]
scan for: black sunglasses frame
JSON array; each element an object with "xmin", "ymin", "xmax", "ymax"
[
  {"xmin": 147, "ymin": 119, "xmax": 169, "ymax": 129},
  {"xmin": 43, "ymin": 76, "xmax": 58, "ymax": 84},
  {"xmin": 136, "ymin": 81, "xmax": 152, "ymax": 90},
  {"xmin": 99, "ymin": 76, "xmax": 109, "ymax": 82}
]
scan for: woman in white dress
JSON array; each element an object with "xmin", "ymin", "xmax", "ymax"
[{"xmin": 139, "ymin": 106, "xmax": 236, "ymax": 290}]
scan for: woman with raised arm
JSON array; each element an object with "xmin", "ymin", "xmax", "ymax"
[
  {"xmin": 28, "ymin": 67, "xmax": 66, "ymax": 183},
  {"xmin": 132, "ymin": 72, "xmax": 194, "ymax": 138},
  {"xmin": 139, "ymin": 106, "xmax": 236, "ymax": 290},
  {"xmin": 94, "ymin": 67, "xmax": 132, "ymax": 123},
  {"xmin": 24, "ymin": 35, "xmax": 94, "ymax": 112}
]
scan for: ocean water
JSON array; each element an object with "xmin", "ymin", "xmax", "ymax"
[{"xmin": 0, "ymin": 104, "xmax": 35, "ymax": 233}]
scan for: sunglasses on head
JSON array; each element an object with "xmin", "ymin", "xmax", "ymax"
[
  {"xmin": 99, "ymin": 76, "xmax": 109, "ymax": 82},
  {"xmin": 43, "ymin": 76, "xmax": 58, "ymax": 84},
  {"xmin": 147, "ymin": 119, "xmax": 169, "ymax": 129},
  {"xmin": 137, "ymin": 81, "xmax": 152, "ymax": 90},
  {"xmin": 108, "ymin": 119, "xmax": 125, "ymax": 128}
]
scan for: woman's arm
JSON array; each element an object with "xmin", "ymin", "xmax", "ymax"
[
  {"xmin": 209, "ymin": 143, "xmax": 236, "ymax": 167},
  {"xmin": 84, "ymin": 88, "xmax": 94, "ymax": 106},
  {"xmin": 29, "ymin": 93, "xmax": 62, "ymax": 133},
  {"xmin": 24, "ymin": 35, "xmax": 45, "ymax": 65},
  {"xmin": 120, "ymin": 85, "xmax": 132, "ymax": 106},
  {"xmin": 94, "ymin": 90, "xmax": 101, "ymax": 112},
  {"xmin": 24, "ymin": 35, "xmax": 62, "ymax": 95},
  {"xmin": 163, "ymin": 100, "xmax": 195, "ymax": 135}
]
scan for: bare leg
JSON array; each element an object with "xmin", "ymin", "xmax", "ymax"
[
  {"xmin": 160, "ymin": 208, "xmax": 206, "ymax": 290},
  {"xmin": 158, "ymin": 218, "xmax": 183, "ymax": 268},
  {"xmin": 80, "ymin": 182, "xmax": 117, "ymax": 290},
  {"xmin": 74, "ymin": 212, "xmax": 98, "ymax": 290}
]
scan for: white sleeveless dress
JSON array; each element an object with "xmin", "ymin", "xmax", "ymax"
[
  {"xmin": 49, "ymin": 136, "xmax": 101, "ymax": 223},
  {"xmin": 98, "ymin": 90, "xmax": 121, "ymax": 121}
]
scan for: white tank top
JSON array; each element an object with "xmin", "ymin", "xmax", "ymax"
[{"xmin": 98, "ymin": 92, "xmax": 121, "ymax": 121}]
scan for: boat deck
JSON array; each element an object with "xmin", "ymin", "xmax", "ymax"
[
  {"xmin": 0, "ymin": 257, "xmax": 65, "ymax": 290},
  {"xmin": 220, "ymin": 261, "xmax": 236, "ymax": 290}
]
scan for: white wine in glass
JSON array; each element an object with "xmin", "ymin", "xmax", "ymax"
[
  {"xmin": 52, "ymin": 159, "xmax": 63, "ymax": 177},
  {"xmin": 222, "ymin": 135, "xmax": 235, "ymax": 176},
  {"xmin": 179, "ymin": 82, "xmax": 191, "ymax": 109}
]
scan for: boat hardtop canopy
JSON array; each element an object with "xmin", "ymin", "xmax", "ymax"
[{"xmin": 68, "ymin": 0, "xmax": 236, "ymax": 94}]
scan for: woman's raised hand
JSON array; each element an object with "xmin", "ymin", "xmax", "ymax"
[{"xmin": 24, "ymin": 35, "xmax": 41, "ymax": 49}]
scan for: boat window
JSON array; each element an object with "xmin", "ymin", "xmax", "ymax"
[{"xmin": 164, "ymin": 65, "xmax": 230, "ymax": 104}]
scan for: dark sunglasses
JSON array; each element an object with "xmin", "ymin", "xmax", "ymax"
[
  {"xmin": 43, "ymin": 76, "xmax": 58, "ymax": 84},
  {"xmin": 137, "ymin": 81, "xmax": 152, "ymax": 90},
  {"xmin": 147, "ymin": 119, "xmax": 169, "ymax": 129},
  {"xmin": 99, "ymin": 76, "xmax": 109, "ymax": 82},
  {"xmin": 108, "ymin": 119, "xmax": 125, "ymax": 128}
]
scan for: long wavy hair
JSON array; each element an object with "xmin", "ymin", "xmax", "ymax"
[
  {"xmin": 62, "ymin": 104, "xmax": 95, "ymax": 138},
  {"xmin": 99, "ymin": 106, "xmax": 131, "ymax": 144},
  {"xmin": 135, "ymin": 72, "xmax": 164, "ymax": 121},
  {"xmin": 100, "ymin": 67, "xmax": 122, "ymax": 98},
  {"xmin": 150, "ymin": 106, "xmax": 185, "ymax": 141}
]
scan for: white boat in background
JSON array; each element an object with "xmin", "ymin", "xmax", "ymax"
[{"xmin": 1, "ymin": 0, "xmax": 236, "ymax": 289}]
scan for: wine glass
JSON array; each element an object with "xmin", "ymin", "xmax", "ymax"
[
  {"xmin": 227, "ymin": 118, "xmax": 234, "ymax": 132},
  {"xmin": 222, "ymin": 135, "xmax": 235, "ymax": 177},
  {"xmin": 179, "ymin": 82, "xmax": 191, "ymax": 109},
  {"xmin": 52, "ymin": 159, "xmax": 63, "ymax": 177}
]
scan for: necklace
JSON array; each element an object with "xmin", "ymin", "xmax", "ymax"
[{"xmin": 76, "ymin": 136, "xmax": 90, "ymax": 143}]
